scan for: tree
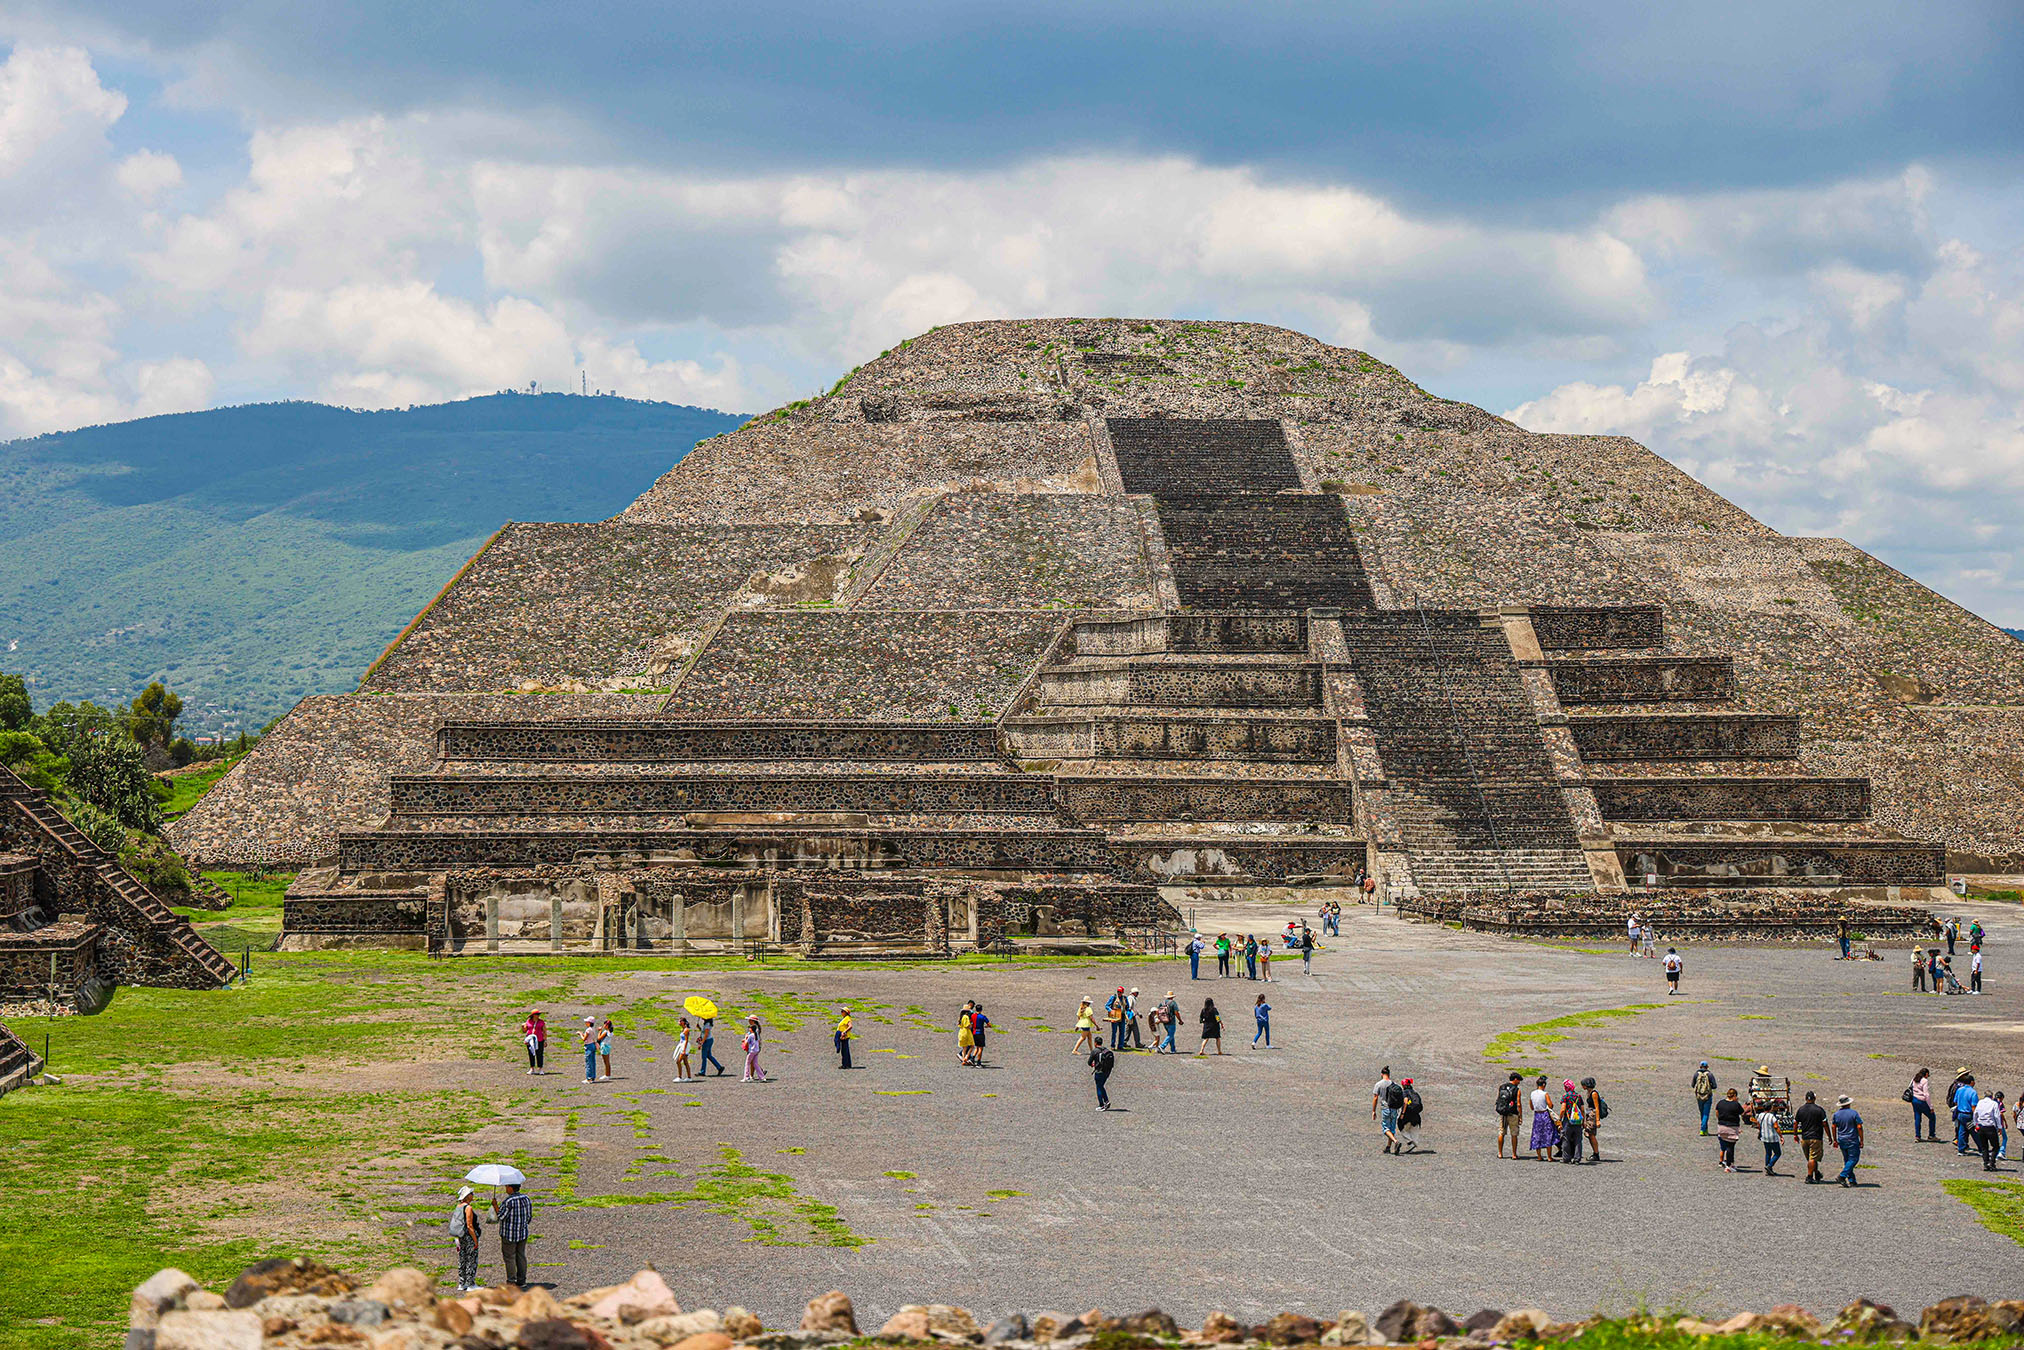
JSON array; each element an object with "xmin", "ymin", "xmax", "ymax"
[
  {"xmin": 128, "ymin": 682, "xmax": 183, "ymax": 750},
  {"xmin": 35, "ymin": 700, "xmax": 120, "ymax": 758},
  {"xmin": 65, "ymin": 729, "xmax": 162, "ymax": 833},
  {"xmin": 0, "ymin": 729, "xmax": 66, "ymax": 795},
  {"xmin": 64, "ymin": 800, "xmax": 128, "ymax": 854},
  {"xmin": 0, "ymin": 673, "xmax": 29, "ymax": 732}
]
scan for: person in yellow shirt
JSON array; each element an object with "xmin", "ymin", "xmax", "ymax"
[
  {"xmin": 1073, "ymin": 997, "xmax": 1096, "ymax": 1054},
  {"xmin": 834, "ymin": 1007, "xmax": 854, "ymax": 1070}
]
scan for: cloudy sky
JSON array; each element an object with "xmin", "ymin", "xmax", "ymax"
[{"xmin": 3, "ymin": 3, "xmax": 2022, "ymax": 619}]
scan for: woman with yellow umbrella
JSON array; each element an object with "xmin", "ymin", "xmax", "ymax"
[{"xmin": 676, "ymin": 995, "xmax": 716, "ymax": 1084}]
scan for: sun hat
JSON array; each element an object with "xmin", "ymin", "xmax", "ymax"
[
  {"xmin": 584, "ymin": 1016, "xmax": 595, "ymax": 1023},
  {"xmin": 1757, "ymin": 1064, "xmax": 1770, "ymax": 1074},
  {"xmin": 457, "ymin": 1185, "xmax": 474, "ymax": 1201},
  {"xmin": 1837, "ymin": 1095, "xmax": 1853, "ymax": 1106}
]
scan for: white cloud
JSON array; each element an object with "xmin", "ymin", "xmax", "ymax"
[
  {"xmin": 114, "ymin": 148, "xmax": 181, "ymax": 202},
  {"xmin": 1508, "ymin": 236, "xmax": 2024, "ymax": 620}
]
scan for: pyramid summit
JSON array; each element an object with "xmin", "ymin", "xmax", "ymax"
[{"xmin": 169, "ymin": 317, "xmax": 2020, "ymax": 952}]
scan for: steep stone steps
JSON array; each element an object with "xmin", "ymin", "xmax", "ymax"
[
  {"xmin": 1153, "ymin": 495, "xmax": 1376, "ymax": 611},
  {"xmin": 1107, "ymin": 417, "xmax": 1304, "ymax": 496}
]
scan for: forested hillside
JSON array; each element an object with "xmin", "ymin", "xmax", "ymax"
[{"xmin": 0, "ymin": 394, "xmax": 743, "ymax": 734}]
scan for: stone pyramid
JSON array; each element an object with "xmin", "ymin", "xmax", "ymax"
[{"xmin": 168, "ymin": 319, "xmax": 2016, "ymax": 952}]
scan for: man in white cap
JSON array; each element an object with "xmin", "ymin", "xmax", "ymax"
[
  {"xmin": 1122, "ymin": 988, "xmax": 1144, "ymax": 1049},
  {"xmin": 450, "ymin": 1186, "xmax": 482, "ymax": 1290}
]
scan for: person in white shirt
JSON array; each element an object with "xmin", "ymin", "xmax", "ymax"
[
  {"xmin": 1663, "ymin": 948, "xmax": 1684, "ymax": 994},
  {"xmin": 1528, "ymin": 1078, "xmax": 1558, "ymax": 1160},
  {"xmin": 1371, "ymin": 1067, "xmax": 1400, "ymax": 1152},
  {"xmin": 1971, "ymin": 948, "xmax": 1984, "ymax": 993},
  {"xmin": 1973, "ymin": 1092, "xmax": 2005, "ymax": 1170},
  {"xmin": 1627, "ymin": 914, "xmax": 1641, "ymax": 953}
]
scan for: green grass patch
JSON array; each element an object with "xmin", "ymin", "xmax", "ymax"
[
  {"xmin": 1484, "ymin": 1004, "xmax": 1668, "ymax": 1073},
  {"xmin": 1944, "ymin": 1178, "xmax": 2024, "ymax": 1247},
  {"xmin": 160, "ymin": 758, "xmax": 246, "ymax": 819}
]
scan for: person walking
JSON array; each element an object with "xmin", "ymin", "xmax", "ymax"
[
  {"xmin": 741, "ymin": 1015, "xmax": 766, "ymax": 1082},
  {"xmin": 1123, "ymin": 989, "xmax": 1145, "ymax": 1050},
  {"xmin": 1073, "ymin": 998, "xmax": 1096, "ymax": 1053},
  {"xmin": 1953, "ymin": 1072, "xmax": 1980, "ymax": 1154},
  {"xmin": 1215, "ymin": 933, "xmax": 1233, "ymax": 978},
  {"xmin": 1496, "ymin": 1072, "xmax": 1524, "ymax": 1158},
  {"xmin": 1376, "ymin": 1069, "xmax": 1405, "ymax": 1154},
  {"xmin": 1259, "ymin": 941, "xmax": 1274, "ymax": 982},
  {"xmin": 492, "ymin": 1182, "xmax": 533, "ymax": 1289},
  {"xmin": 450, "ymin": 1186, "xmax": 483, "ymax": 1291},
  {"xmin": 1397, "ymin": 1077, "xmax": 1424, "ymax": 1152},
  {"xmin": 958, "ymin": 1002, "xmax": 977, "ymax": 1065},
  {"xmin": 1188, "ymin": 932, "xmax": 1205, "ymax": 980},
  {"xmin": 1105, "ymin": 987, "xmax": 1126, "ymax": 1049},
  {"xmin": 1913, "ymin": 948, "xmax": 1928, "ymax": 991},
  {"xmin": 1663, "ymin": 947, "xmax": 1683, "ymax": 994},
  {"xmin": 1972, "ymin": 948, "xmax": 1985, "ymax": 993},
  {"xmin": 1970, "ymin": 919, "xmax": 1985, "ymax": 952},
  {"xmin": 1090, "ymin": 1041, "xmax": 1116, "ymax": 1111},
  {"xmin": 1160, "ymin": 991, "xmax": 1181, "ymax": 1053},
  {"xmin": 1244, "ymin": 935, "xmax": 1259, "ymax": 980},
  {"xmin": 1252, "ymin": 993, "xmax": 1271, "ymax": 1048},
  {"xmin": 1752, "ymin": 1099, "xmax": 1784, "ymax": 1177},
  {"xmin": 834, "ymin": 1007, "xmax": 854, "ymax": 1069},
  {"xmin": 598, "ymin": 1019, "xmax": 616, "ymax": 1080},
  {"xmin": 1910, "ymin": 1067, "xmax": 1937, "ymax": 1140},
  {"xmin": 972, "ymin": 1004, "xmax": 991, "ymax": 1064},
  {"xmin": 580, "ymin": 1016, "xmax": 601, "ymax": 1083},
  {"xmin": 1794, "ymin": 1090, "xmax": 1828, "ymax": 1182},
  {"xmin": 1581, "ymin": 1076, "xmax": 1606, "ymax": 1163},
  {"xmin": 522, "ymin": 1010, "xmax": 547, "ymax": 1076},
  {"xmin": 1640, "ymin": 921, "xmax": 1657, "ymax": 959},
  {"xmin": 1973, "ymin": 1091, "xmax": 2004, "ymax": 1170},
  {"xmin": 1832, "ymin": 1095, "xmax": 1865, "ymax": 1187},
  {"xmin": 1713, "ymin": 1088, "xmax": 1745, "ymax": 1171},
  {"xmin": 672, "ymin": 1016, "xmax": 694, "ymax": 1083},
  {"xmin": 1527, "ymin": 1075, "xmax": 1559, "ymax": 1160},
  {"xmin": 1693, "ymin": 1061, "xmax": 1718, "ymax": 1134},
  {"xmin": 1558, "ymin": 1080, "xmax": 1587, "ymax": 1164},
  {"xmin": 1300, "ymin": 924, "xmax": 1315, "ymax": 974},
  {"xmin": 697, "ymin": 1015, "xmax": 726, "ymax": 1077},
  {"xmin": 1197, "ymin": 998, "xmax": 1224, "ymax": 1055}
]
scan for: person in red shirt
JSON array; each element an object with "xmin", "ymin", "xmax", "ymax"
[{"xmin": 522, "ymin": 1010, "xmax": 547, "ymax": 1075}]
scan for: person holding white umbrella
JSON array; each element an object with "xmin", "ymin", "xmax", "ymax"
[{"xmin": 465, "ymin": 1164, "xmax": 531, "ymax": 1289}]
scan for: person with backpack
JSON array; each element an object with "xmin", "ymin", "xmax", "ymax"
[
  {"xmin": 1953, "ymin": 1073, "xmax": 1981, "ymax": 1154},
  {"xmin": 1496, "ymin": 1072, "xmax": 1524, "ymax": 1158},
  {"xmin": 1557, "ymin": 1080, "xmax": 1586, "ymax": 1163},
  {"xmin": 449, "ymin": 1185, "xmax": 483, "ymax": 1291},
  {"xmin": 1397, "ymin": 1077, "xmax": 1425, "ymax": 1151},
  {"xmin": 1300, "ymin": 924, "xmax": 1316, "ymax": 974},
  {"xmin": 1581, "ymin": 1076, "xmax": 1607, "ymax": 1162},
  {"xmin": 1663, "ymin": 947, "xmax": 1683, "ymax": 994},
  {"xmin": 1380, "ymin": 1075, "xmax": 1408, "ymax": 1153},
  {"xmin": 1187, "ymin": 932, "xmax": 1205, "ymax": 979},
  {"xmin": 1089, "ymin": 1042, "xmax": 1116, "ymax": 1111},
  {"xmin": 1970, "ymin": 920, "xmax": 1984, "ymax": 952},
  {"xmin": 1160, "ymin": 991, "xmax": 1181, "ymax": 1053},
  {"xmin": 1693, "ymin": 1061, "xmax": 1718, "ymax": 1134}
]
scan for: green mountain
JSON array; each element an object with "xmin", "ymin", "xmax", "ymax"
[{"xmin": 0, "ymin": 393, "xmax": 744, "ymax": 735}]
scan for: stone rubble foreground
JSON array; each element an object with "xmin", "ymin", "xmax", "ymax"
[{"xmin": 124, "ymin": 1257, "xmax": 2024, "ymax": 1350}]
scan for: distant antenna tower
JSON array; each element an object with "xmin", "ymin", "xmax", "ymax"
[{"xmin": 581, "ymin": 371, "xmax": 587, "ymax": 395}]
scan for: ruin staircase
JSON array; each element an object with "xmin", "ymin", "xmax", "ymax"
[{"xmin": 0, "ymin": 767, "xmax": 237, "ymax": 987}]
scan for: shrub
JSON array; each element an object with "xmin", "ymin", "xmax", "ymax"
[
  {"xmin": 64, "ymin": 799, "xmax": 129, "ymax": 854},
  {"xmin": 66, "ymin": 729, "xmax": 162, "ymax": 833},
  {"xmin": 119, "ymin": 833, "xmax": 194, "ymax": 897}
]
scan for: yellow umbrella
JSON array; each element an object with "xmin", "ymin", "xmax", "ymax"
[{"xmin": 684, "ymin": 995, "xmax": 718, "ymax": 1018}]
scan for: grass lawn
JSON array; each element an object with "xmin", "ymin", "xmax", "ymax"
[{"xmin": 159, "ymin": 758, "xmax": 246, "ymax": 820}]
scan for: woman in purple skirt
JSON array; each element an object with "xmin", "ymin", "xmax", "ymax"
[{"xmin": 1528, "ymin": 1075, "xmax": 1560, "ymax": 1160}]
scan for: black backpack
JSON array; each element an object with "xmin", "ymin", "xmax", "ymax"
[
  {"xmin": 1496, "ymin": 1081, "xmax": 1520, "ymax": 1115},
  {"xmin": 1596, "ymin": 1093, "xmax": 1610, "ymax": 1121},
  {"xmin": 1402, "ymin": 1085, "xmax": 1425, "ymax": 1117},
  {"xmin": 1092, "ymin": 1048, "xmax": 1115, "ymax": 1074},
  {"xmin": 1385, "ymin": 1082, "xmax": 1406, "ymax": 1110}
]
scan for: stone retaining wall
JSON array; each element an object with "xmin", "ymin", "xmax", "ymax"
[
  {"xmin": 1592, "ymin": 777, "xmax": 1871, "ymax": 822},
  {"xmin": 0, "ymin": 922, "xmax": 99, "ymax": 999},
  {"xmin": 0, "ymin": 854, "xmax": 35, "ymax": 921},
  {"xmin": 1570, "ymin": 714, "xmax": 1801, "ymax": 761},
  {"xmin": 664, "ymin": 611, "xmax": 1063, "ymax": 722},
  {"xmin": 1039, "ymin": 662, "xmax": 1323, "ymax": 709},
  {"xmin": 282, "ymin": 893, "xmax": 431, "ymax": 936},
  {"xmin": 390, "ymin": 772, "xmax": 1053, "ymax": 818},
  {"xmin": 1073, "ymin": 613, "xmax": 1306, "ymax": 657},
  {"xmin": 1546, "ymin": 657, "xmax": 1736, "ymax": 704},
  {"xmin": 440, "ymin": 719, "xmax": 1006, "ymax": 763},
  {"xmin": 1530, "ymin": 605, "xmax": 1665, "ymax": 650},
  {"xmin": 1616, "ymin": 839, "xmax": 1946, "ymax": 887},
  {"xmin": 337, "ymin": 826, "xmax": 1120, "ymax": 872},
  {"xmin": 1055, "ymin": 776, "xmax": 1352, "ymax": 824}
]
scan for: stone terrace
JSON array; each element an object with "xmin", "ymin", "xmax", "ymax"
[{"xmin": 856, "ymin": 493, "xmax": 1158, "ymax": 610}]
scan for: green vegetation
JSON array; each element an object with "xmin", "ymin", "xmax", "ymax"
[
  {"xmin": 1944, "ymin": 1178, "xmax": 2024, "ymax": 1247},
  {"xmin": 1, "ymin": 394, "xmax": 744, "ymax": 729},
  {"xmin": 1484, "ymin": 1004, "xmax": 1669, "ymax": 1072}
]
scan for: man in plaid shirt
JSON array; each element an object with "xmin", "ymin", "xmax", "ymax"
[{"xmin": 492, "ymin": 1184, "xmax": 533, "ymax": 1288}]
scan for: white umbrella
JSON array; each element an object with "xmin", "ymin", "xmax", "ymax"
[{"xmin": 465, "ymin": 1163, "xmax": 527, "ymax": 1187}]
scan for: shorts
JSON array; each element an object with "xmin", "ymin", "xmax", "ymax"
[
  {"xmin": 1802, "ymin": 1137, "xmax": 1824, "ymax": 1162},
  {"xmin": 1381, "ymin": 1107, "xmax": 1400, "ymax": 1133},
  {"xmin": 1499, "ymin": 1113, "xmax": 1522, "ymax": 1143}
]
